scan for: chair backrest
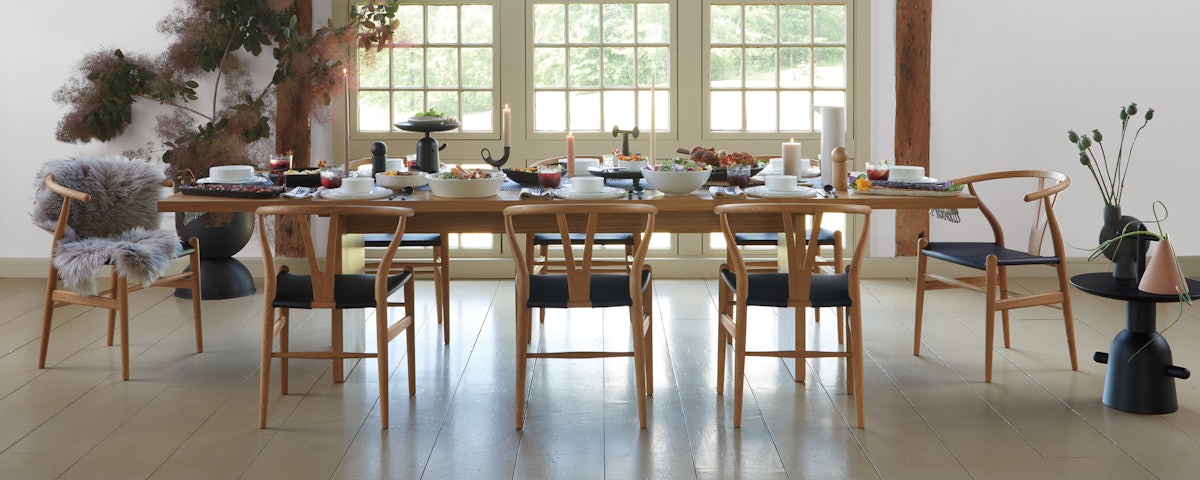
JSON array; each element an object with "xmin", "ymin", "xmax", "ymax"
[
  {"xmin": 715, "ymin": 203, "xmax": 871, "ymax": 305},
  {"xmin": 504, "ymin": 203, "xmax": 656, "ymax": 307},
  {"xmin": 948, "ymin": 170, "xmax": 1070, "ymax": 256},
  {"xmin": 255, "ymin": 204, "xmax": 414, "ymax": 309},
  {"xmin": 33, "ymin": 157, "xmax": 169, "ymax": 240}
]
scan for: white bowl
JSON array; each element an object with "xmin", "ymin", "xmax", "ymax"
[
  {"xmin": 889, "ymin": 165, "xmax": 925, "ymax": 181},
  {"xmin": 210, "ymin": 165, "xmax": 254, "ymax": 182},
  {"xmin": 641, "ymin": 168, "xmax": 712, "ymax": 195},
  {"xmin": 426, "ymin": 171, "xmax": 506, "ymax": 198},
  {"xmin": 376, "ymin": 171, "xmax": 429, "ymax": 190},
  {"xmin": 618, "ymin": 159, "xmax": 647, "ymax": 171}
]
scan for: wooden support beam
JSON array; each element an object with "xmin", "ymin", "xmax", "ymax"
[
  {"xmin": 274, "ymin": 1, "xmax": 314, "ymax": 258},
  {"xmin": 895, "ymin": 0, "xmax": 932, "ymax": 255}
]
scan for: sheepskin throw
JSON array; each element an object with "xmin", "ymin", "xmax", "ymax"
[{"xmin": 33, "ymin": 157, "xmax": 181, "ymax": 295}]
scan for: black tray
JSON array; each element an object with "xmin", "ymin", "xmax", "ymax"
[{"xmin": 179, "ymin": 184, "xmax": 286, "ymax": 198}]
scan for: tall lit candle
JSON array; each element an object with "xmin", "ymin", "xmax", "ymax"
[
  {"xmin": 649, "ymin": 70, "xmax": 656, "ymax": 163},
  {"xmin": 782, "ymin": 137, "xmax": 803, "ymax": 177},
  {"xmin": 343, "ymin": 68, "xmax": 351, "ymax": 177},
  {"xmin": 566, "ymin": 131, "xmax": 576, "ymax": 177},
  {"xmin": 503, "ymin": 103, "xmax": 511, "ymax": 147}
]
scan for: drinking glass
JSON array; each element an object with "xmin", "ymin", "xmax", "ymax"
[
  {"xmin": 537, "ymin": 164, "xmax": 562, "ymax": 194},
  {"xmin": 269, "ymin": 154, "xmax": 292, "ymax": 171},
  {"xmin": 727, "ymin": 165, "xmax": 752, "ymax": 189},
  {"xmin": 866, "ymin": 161, "xmax": 889, "ymax": 180}
]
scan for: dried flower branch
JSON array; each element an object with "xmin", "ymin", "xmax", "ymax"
[{"xmin": 1067, "ymin": 102, "xmax": 1154, "ymax": 207}]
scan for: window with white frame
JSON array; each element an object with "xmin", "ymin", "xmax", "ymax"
[
  {"xmin": 530, "ymin": 1, "xmax": 670, "ymax": 134},
  {"xmin": 356, "ymin": 2, "xmax": 496, "ymax": 134},
  {"xmin": 708, "ymin": 2, "xmax": 847, "ymax": 133}
]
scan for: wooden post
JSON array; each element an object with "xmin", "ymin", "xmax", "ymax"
[
  {"xmin": 895, "ymin": 0, "xmax": 932, "ymax": 255},
  {"xmin": 274, "ymin": 0, "xmax": 314, "ymax": 258}
]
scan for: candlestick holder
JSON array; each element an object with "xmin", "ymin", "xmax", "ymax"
[
  {"xmin": 481, "ymin": 146, "xmax": 511, "ymax": 168},
  {"xmin": 611, "ymin": 125, "xmax": 640, "ymax": 155}
]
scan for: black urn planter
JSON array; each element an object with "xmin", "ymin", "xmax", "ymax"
[
  {"xmin": 1099, "ymin": 205, "xmax": 1149, "ymax": 280},
  {"xmin": 174, "ymin": 211, "xmax": 257, "ymax": 299}
]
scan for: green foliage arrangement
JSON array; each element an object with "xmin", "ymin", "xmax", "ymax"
[
  {"xmin": 53, "ymin": 0, "xmax": 399, "ymax": 179},
  {"xmin": 1067, "ymin": 102, "xmax": 1154, "ymax": 208}
]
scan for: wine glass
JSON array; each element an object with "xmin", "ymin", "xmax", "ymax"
[{"xmin": 537, "ymin": 164, "xmax": 562, "ymax": 195}]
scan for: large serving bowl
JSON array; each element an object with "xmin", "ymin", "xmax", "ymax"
[
  {"xmin": 426, "ymin": 170, "xmax": 506, "ymax": 198},
  {"xmin": 375, "ymin": 170, "xmax": 429, "ymax": 190},
  {"xmin": 641, "ymin": 167, "xmax": 712, "ymax": 195}
]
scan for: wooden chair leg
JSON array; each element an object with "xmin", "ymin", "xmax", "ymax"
[
  {"xmin": 716, "ymin": 284, "xmax": 729, "ymax": 395},
  {"xmin": 850, "ymin": 303, "xmax": 866, "ymax": 428},
  {"xmin": 1057, "ymin": 263, "xmax": 1079, "ymax": 371},
  {"xmin": 331, "ymin": 309, "xmax": 343, "ymax": 383},
  {"xmin": 515, "ymin": 304, "xmax": 529, "ymax": 430},
  {"xmin": 913, "ymin": 239, "xmax": 930, "ymax": 356},
  {"xmin": 643, "ymin": 275, "xmax": 654, "ymax": 395},
  {"xmin": 117, "ymin": 276, "xmax": 130, "ymax": 381},
  {"xmin": 39, "ymin": 267, "xmax": 56, "ymax": 369},
  {"xmin": 188, "ymin": 244, "xmax": 203, "ymax": 353},
  {"xmin": 795, "ymin": 306, "xmax": 806, "ymax": 383},
  {"xmin": 280, "ymin": 308, "xmax": 290, "ymax": 395},
  {"xmin": 630, "ymin": 303, "xmax": 649, "ymax": 428},
  {"xmin": 258, "ymin": 307, "xmax": 275, "ymax": 429},
  {"xmin": 999, "ymin": 265, "xmax": 1011, "ymax": 348},
  {"xmin": 733, "ymin": 304, "xmax": 748, "ymax": 428},
  {"xmin": 107, "ymin": 268, "xmax": 118, "ymax": 346},
  {"xmin": 406, "ymin": 278, "xmax": 417, "ymax": 396},
  {"xmin": 984, "ymin": 257, "xmax": 999, "ymax": 383},
  {"xmin": 438, "ymin": 244, "xmax": 450, "ymax": 344},
  {"xmin": 376, "ymin": 304, "xmax": 390, "ymax": 429}
]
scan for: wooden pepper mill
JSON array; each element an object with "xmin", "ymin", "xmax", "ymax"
[{"xmin": 831, "ymin": 146, "xmax": 849, "ymax": 192}]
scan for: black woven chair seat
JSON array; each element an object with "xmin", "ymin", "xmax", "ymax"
[
  {"xmin": 363, "ymin": 233, "xmax": 442, "ymax": 247},
  {"xmin": 532, "ymin": 232, "xmax": 635, "ymax": 246},
  {"xmin": 527, "ymin": 269, "xmax": 652, "ymax": 308},
  {"xmin": 272, "ymin": 271, "xmax": 413, "ymax": 309},
  {"xmin": 719, "ymin": 269, "xmax": 851, "ymax": 308},
  {"xmin": 734, "ymin": 228, "xmax": 835, "ymax": 246},
  {"xmin": 922, "ymin": 242, "xmax": 1060, "ymax": 270}
]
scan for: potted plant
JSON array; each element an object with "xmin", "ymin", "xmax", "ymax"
[
  {"xmin": 1067, "ymin": 102, "xmax": 1154, "ymax": 278},
  {"xmin": 52, "ymin": 0, "xmax": 399, "ymax": 179}
]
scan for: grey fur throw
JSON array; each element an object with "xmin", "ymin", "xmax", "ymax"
[{"xmin": 33, "ymin": 157, "xmax": 181, "ymax": 295}]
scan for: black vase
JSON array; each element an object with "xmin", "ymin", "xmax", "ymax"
[
  {"xmin": 174, "ymin": 211, "xmax": 257, "ymax": 299},
  {"xmin": 1099, "ymin": 205, "xmax": 1148, "ymax": 279}
]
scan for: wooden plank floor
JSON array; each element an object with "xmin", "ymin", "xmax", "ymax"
[{"xmin": 0, "ymin": 275, "xmax": 1197, "ymax": 479}]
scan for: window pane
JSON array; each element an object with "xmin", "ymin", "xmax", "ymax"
[
  {"xmin": 814, "ymin": 5, "xmax": 847, "ymax": 43},
  {"xmin": 603, "ymin": 90, "xmax": 636, "ymax": 129},
  {"xmin": 461, "ymin": 91, "xmax": 492, "ymax": 131},
  {"xmin": 534, "ymin": 48, "xmax": 566, "ymax": 88},
  {"xmin": 780, "ymin": 47, "xmax": 811, "ymax": 88},
  {"xmin": 533, "ymin": 4, "xmax": 565, "ymax": 44},
  {"xmin": 744, "ymin": 5, "xmax": 777, "ymax": 44},
  {"xmin": 710, "ymin": 5, "xmax": 742, "ymax": 44},
  {"xmin": 388, "ymin": 91, "xmax": 423, "ymax": 129},
  {"xmin": 359, "ymin": 91, "xmax": 392, "ymax": 132},
  {"xmin": 461, "ymin": 5, "xmax": 492, "ymax": 44},
  {"xmin": 653, "ymin": 89, "xmax": 669, "ymax": 132},
  {"xmin": 427, "ymin": 6, "xmax": 458, "ymax": 43},
  {"xmin": 535, "ymin": 91, "xmax": 567, "ymax": 131},
  {"xmin": 569, "ymin": 4, "xmax": 600, "ymax": 43},
  {"xmin": 779, "ymin": 90, "xmax": 812, "ymax": 131},
  {"xmin": 394, "ymin": 5, "xmax": 424, "ymax": 43},
  {"xmin": 814, "ymin": 47, "xmax": 845, "ymax": 88},
  {"xmin": 639, "ymin": 47, "xmax": 669, "ymax": 86},
  {"xmin": 390, "ymin": 48, "xmax": 423, "ymax": 88},
  {"xmin": 710, "ymin": 91, "xmax": 742, "ymax": 131},
  {"xmin": 426, "ymin": 48, "xmax": 459, "ymax": 87},
  {"xmin": 456, "ymin": 233, "xmax": 493, "ymax": 249},
  {"xmin": 779, "ymin": 5, "xmax": 811, "ymax": 43},
  {"xmin": 813, "ymin": 90, "xmax": 845, "ymax": 109},
  {"xmin": 710, "ymin": 48, "xmax": 742, "ymax": 88},
  {"xmin": 745, "ymin": 91, "xmax": 777, "ymax": 132},
  {"xmin": 360, "ymin": 50, "xmax": 391, "ymax": 89},
  {"xmin": 569, "ymin": 47, "xmax": 601, "ymax": 88},
  {"xmin": 745, "ymin": 48, "xmax": 777, "ymax": 88},
  {"xmin": 461, "ymin": 48, "xmax": 492, "ymax": 88},
  {"xmin": 637, "ymin": 3, "xmax": 669, "ymax": 44},
  {"xmin": 602, "ymin": 4, "xmax": 635, "ymax": 43},
  {"xmin": 427, "ymin": 91, "xmax": 459, "ymax": 120},
  {"xmin": 569, "ymin": 91, "xmax": 601, "ymax": 131},
  {"xmin": 603, "ymin": 47, "xmax": 635, "ymax": 87}
]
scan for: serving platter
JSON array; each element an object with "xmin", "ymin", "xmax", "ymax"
[
  {"xmin": 853, "ymin": 188, "xmax": 962, "ymax": 197},
  {"xmin": 318, "ymin": 186, "xmax": 393, "ymax": 200},
  {"xmin": 553, "ymin": 186, "xmax": 627, "ymax": 200},
  {"xmin": 744, "ymin": 186, "xmax": 821, "ymax": 199}
]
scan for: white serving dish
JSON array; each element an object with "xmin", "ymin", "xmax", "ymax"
[
  {"xmin": 376, "ymin": 171, "xmax": 429, "ymax": 190},
  {"xmin": 641, "ymin": 168, "xmax": 712, "ymax": 195},
  {"xmin": 427, "ymin": 171, "xmax": 506, "ymax": 198},
  {"xmin": 209, "ymin": 165, "xmax": 255, "ymax": 182}
]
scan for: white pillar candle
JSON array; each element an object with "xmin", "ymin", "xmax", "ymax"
[
  {"xmin": 566, "ymin": 131, "xmax": 576, "ymax": 177},
  {"xmin": 782, "ymin": 138, "xmax": 803, "ymax": 176},
  {"xmin": 502, "ymin": 104, "xmax": 511, "ymax": 147},
  {"xmin": 343, "ymin": 68, "xmax": 351, "ymax": 177},
  {"xmin": 649, "ymin": 70, "xmax": 656, "ymax": 163}
]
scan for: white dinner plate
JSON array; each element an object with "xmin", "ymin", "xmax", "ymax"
[
  {"xmin": 319, "ymin": 186, "xmax": 393, "ymax": 200},
  {"xmin": 554, "ymin": 186, "xmax": 626, "ymax": 200},
  {"xmin": 745, "ymin": 185, "xmax": 821, "ymax": 199},
  {"xmin": 197, "ymin": 176, "xmax": 268, "ymax": 184},
  {"xmin": 407, "ymin": 116, "xmax": 446, "ymax": 124}
]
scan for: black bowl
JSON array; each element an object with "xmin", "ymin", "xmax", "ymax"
[
  {"xmin": 503, "ymin": 164, "xmax": 565, "ymax": 186},
  {"xmin": 708, "ymin": 163, "xmax": 766, "ymax": 182}
]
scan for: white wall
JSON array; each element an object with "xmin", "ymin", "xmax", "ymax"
[{"xmin": 4, "ymin": 1, "xmax": 1198, "ymax": 267}]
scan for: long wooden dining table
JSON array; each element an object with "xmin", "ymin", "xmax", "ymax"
[{"xmin": 157, "ymin": 187, "xmax": 980, "ymax": 233}]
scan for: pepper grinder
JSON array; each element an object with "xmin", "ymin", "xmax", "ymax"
[
  {"xmin": 371, "ymin": 141, "xmax": 387, "ymax": 177},
  {"xmin": 832, "ymin": 146, "xmax": 849, "ymax": 192}
]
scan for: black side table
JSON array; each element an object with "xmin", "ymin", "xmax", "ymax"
[{"xmin": 1070, "ymin": 272, "xmax": 1196, "ymax": 414}]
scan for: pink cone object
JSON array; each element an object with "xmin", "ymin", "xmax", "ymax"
[{"xmin": 1139, "ymin": 238, "xmax": 1189, "ymax": 295}]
